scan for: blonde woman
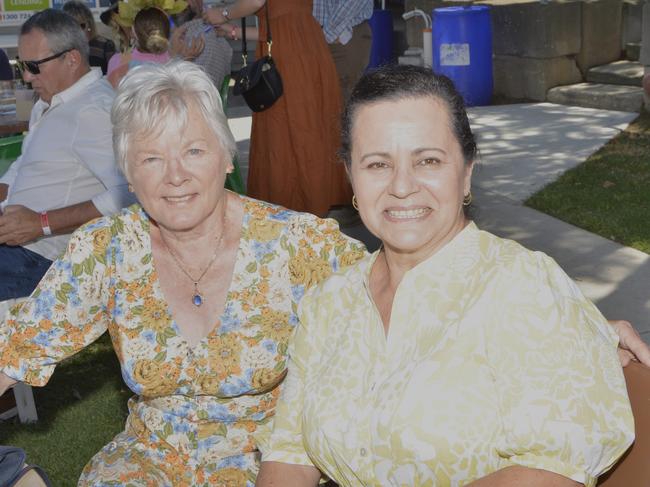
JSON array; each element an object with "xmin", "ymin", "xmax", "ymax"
[{"xmin": 106, "ymin": 7, "xmax": 170, "ymax": 86}]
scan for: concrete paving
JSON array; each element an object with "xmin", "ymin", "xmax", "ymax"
[
  {"xmin": 547, "ymin": 82, "xmax": 645, "ymax": 113},
  {"xmin": 226, "ymin": 100, "xmax": 649, "ymax": 344}
]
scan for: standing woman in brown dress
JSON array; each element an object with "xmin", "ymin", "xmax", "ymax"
[{"xmin": 205, "ymin": 0, "xmax": 352, "ymax": 217}]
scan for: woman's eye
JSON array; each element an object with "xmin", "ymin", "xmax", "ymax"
[
  {"xmin": 187, "ymin": 148, "xmax": 204, "ymax": 156},
  {"xmin": 418, "ymin": 157, "xmax": 440, "ymax": 166},
  {"xmin": 367, "ymin": 161, "xmax": 388, "ymax": 169}
]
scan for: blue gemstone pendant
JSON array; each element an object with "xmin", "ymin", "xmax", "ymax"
[{"xmin": 192, "ymin": 282, "xmax": 203, "ymax": 306}]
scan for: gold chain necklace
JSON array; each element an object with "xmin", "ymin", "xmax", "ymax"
[{"xmin": 159, "ymin": 202, "xmax": 228, "ymax": 307}]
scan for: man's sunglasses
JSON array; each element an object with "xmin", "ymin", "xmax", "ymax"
[{"xmin": 17, "ymin": 48, "xmax": 72, "ymax": 75}]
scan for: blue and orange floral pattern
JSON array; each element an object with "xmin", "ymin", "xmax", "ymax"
[{"xmin": 0, "ymin": 194, "xmax": 365, "ymax": 486}]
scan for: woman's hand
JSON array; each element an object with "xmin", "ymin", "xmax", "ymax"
[
  {"xmin": 467, "ymin": 465, "xmax": 580, "ymax": 486},
  {"xmin": 170, "ymin": 24, "xmax": 205, "ymax": 61},
  {"xmin": 215, "ymin": 23, "xmax": 239, "ymax": 40},
  {"xmin": 0, "ymin": 371, "xmax": 17, "ymax": 396},
  {"xmin": 202, "ymin": 7, "xmax": 228, "ymax": 26},
  {"xmin": 256, "ymin": 461, "xmax": 320, "ymax": 486},
  {"xmin": 609, "ymin": 319, "xmax": 650, "ymax": 367}
]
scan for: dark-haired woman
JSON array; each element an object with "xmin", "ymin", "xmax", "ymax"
[
  {"xmin": 63, "ymin": 0, "xmax": 116, "ymax": 74},
  {"xmin": 256, "ymin": 64, "xmax": 636, "ymax": 486}
]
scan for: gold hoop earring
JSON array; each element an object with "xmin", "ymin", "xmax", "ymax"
[
  {"xmin": 352, "ymin": 195, "xmax": 359, "ymax": 211},
  {"xmin": 463, "ymin": 191, "xmax": 472, "ymax": 206}
]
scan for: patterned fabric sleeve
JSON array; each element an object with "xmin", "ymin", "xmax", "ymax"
[
  {"xmin": 489, "ymin": 251, "xmax": 634, "ymax": 487},
  {"xmin": 256, "ymin": 214, "xmax": 365, "ymax": 463},
  {"xmin": 0, "ymin": 219, "xmax": 115, "ymax": 386},
  {"xmin": 284, "ymin": 214, "xmax": 366, "ymax": 291}
]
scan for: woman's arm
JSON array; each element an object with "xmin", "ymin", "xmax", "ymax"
[
  {"xmin": 0, "ymin": 224, "xmax": 114, "ymax": 387},
  {"xmin": 256, "ymin": 462, "xmax": 320, "ymax": 487},
  {"xmin": 468, "ymin": 466, "xmax": 581, "ymax": 487},
  {"xmin": 216, "ymin": 24, "xmax": 259, "ymax": 42},
  {"xmin": 203, "ymin": 0, "xmax": 265, "ymax": 25},
  {"xmin": 0, "ymin": 371, "xmax": 16, "ymax": 396}
]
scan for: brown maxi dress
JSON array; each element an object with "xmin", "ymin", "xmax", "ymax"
[{"xmin": 247, "ymin": 0, "xmax": 352, "ymax": 217}]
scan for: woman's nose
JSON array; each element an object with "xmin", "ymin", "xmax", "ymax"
[
  {"xmin": 388, "ymin": 164, "xmax": 418, "ymax": 198},
  {"xmin": 165, "ymin": 157, "xmax": 190, "ymax": 185}
]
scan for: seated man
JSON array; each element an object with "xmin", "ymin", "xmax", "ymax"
[{"xmin": 0, "ymin": 8, "xmax": 135, "ymax": 301}]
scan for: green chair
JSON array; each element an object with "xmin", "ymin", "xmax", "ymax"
[
  {"xmin": 219, "ymin": 75, "xmax": 246, "ymax": 195},
  {"xmin": 0, "ymin": 134, "xmax": 24, "ymax": 177}
]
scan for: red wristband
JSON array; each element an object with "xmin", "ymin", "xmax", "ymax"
[{"xmin": 40, "ymin": 211, "xmax": 52, "ymax": 236}]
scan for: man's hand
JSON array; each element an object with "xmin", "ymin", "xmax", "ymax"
[
  {"xmin": 0, "ymin": 371, "xmax": 17, "ymax": 396},
  {"xmin": 170, "ymin": 24, "xmax": 205, "ymax": 60},
  {"xmin": 610, "ymin": 319, "xmax": 650, "ymax": 367},
  {"xmin": 0, "ymin": 205, "xmax": 42, "ymax": 246}
]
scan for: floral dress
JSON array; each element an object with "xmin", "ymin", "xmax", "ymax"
[{"xmin": 0, "ymin": 195, "xmax": 365, "ymax": 486}]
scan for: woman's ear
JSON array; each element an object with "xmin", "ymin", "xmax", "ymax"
[{"xmin": 463, "ymin": 160, "xmax": 475, "ymax": 195}]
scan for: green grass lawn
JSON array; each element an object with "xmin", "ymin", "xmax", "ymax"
[
  {"xmin": 0, "ymin": 333, "xmax": 130, "ymax": 485},
  {"xmin": 526, "ymin": 110, "xmax": 650, "ymax": 254}
]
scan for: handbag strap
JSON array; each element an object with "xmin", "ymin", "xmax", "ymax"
[{"xmin": 240, "ymin": 1, "xmax": 272, "ymax": 66}]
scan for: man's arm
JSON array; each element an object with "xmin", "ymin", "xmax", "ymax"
[{"xmin": 0, "ymin": 200, "xmax": 101, "ymax": 246}]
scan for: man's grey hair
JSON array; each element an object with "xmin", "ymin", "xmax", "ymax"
[
  {"xmin": 112, "ymin": 61, "xmax": 237, "ymax": 178},
  {"xmin": 21, "ymin": 8, "xmax": 89, "ymax": 62}
]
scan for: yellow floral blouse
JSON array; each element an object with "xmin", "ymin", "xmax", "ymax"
[
  {"xmin": 0, "ymin": 195, "xmax": 365, "ymax": 486},
  {"xmin": 261, "ymin": 222, "xmax": 634, "ymax": 487}
]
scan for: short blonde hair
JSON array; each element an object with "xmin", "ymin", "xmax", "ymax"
[{"xmin": 111, "ymin": 60, "xmax": 237, "ymax": 178}]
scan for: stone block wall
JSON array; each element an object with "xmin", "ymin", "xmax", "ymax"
[
  {"xmin": 404, "ymin": 0, "xmax": 628, "ymax": 102},
  {"xmin": 576, "ymin": 0, "xmax": 623, "ymax": 74}
]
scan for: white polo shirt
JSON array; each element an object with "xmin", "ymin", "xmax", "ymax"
[{"xmin": 0, "ymin": 68, "xmax": 134, "ymax": 260}]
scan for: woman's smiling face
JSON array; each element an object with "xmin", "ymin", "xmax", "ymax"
[{"xmin": 349, "ymin": 96, "xmax": 473, "ymax": 261}]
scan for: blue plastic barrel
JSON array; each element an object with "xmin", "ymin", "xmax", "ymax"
[
  {"xmin": 368, "ymin": 9, "xmax": 393, "ymax": 68},
  {"xmin": 432, "ymin": 6, "xmax": 493, "ymax": 106}
]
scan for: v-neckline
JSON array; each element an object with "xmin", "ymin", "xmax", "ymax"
[{"xmin": 144, "ymin": 193, "xmax": 249, "ymax": 350}]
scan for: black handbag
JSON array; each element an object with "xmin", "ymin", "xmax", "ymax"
[{"xmin": 233, "ymin": 3, "xmax": 283, "ymax": 112}]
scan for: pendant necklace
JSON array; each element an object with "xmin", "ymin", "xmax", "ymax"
[{"xmin": 160, "ymin": 202, "xmax": 228, "ymax": 307}]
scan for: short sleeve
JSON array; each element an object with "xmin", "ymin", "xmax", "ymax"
[
  {"xmin": 0, "ymin": 219, "xmax": 114, "ymax": 386},
  {"xmin": 488, "ymin": 251, "xmax": 634, "ymax": 486},
  {"xmin": 284, "ymin": 213, "xmax": 366, "ymax": 291}
]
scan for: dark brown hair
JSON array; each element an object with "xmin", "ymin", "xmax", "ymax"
[{"xmin": 339, "ymin": 64, "xmax": 477, "ymax": 169}]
